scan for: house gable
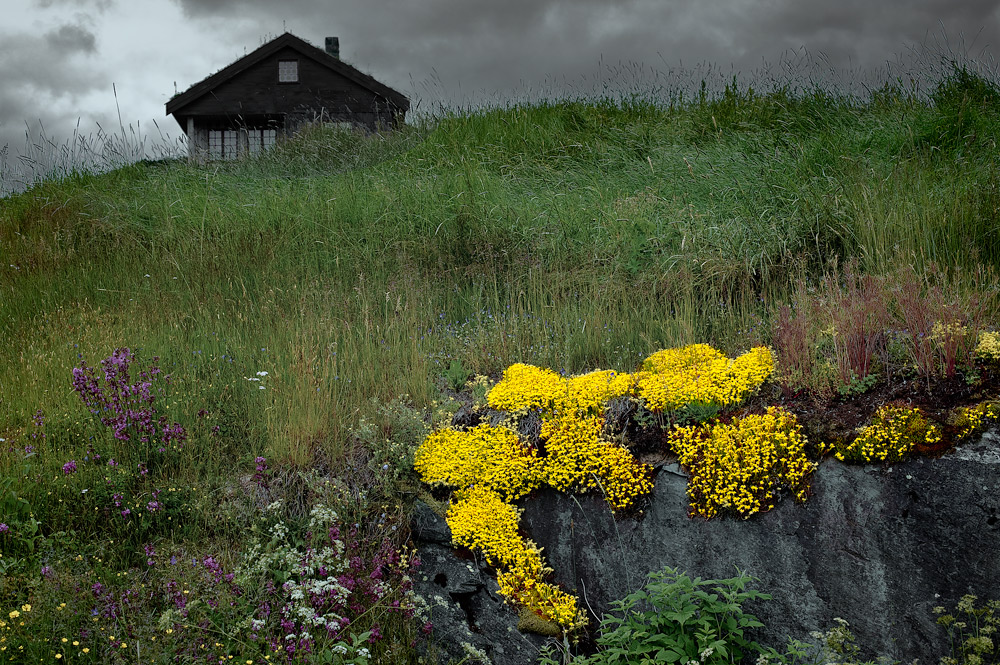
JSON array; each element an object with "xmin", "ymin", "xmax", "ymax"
[
  {"xmin": 171, "ymin": 45, "xmax": 385, "ymax": 119},
  {"xmin": 166, "ymin": 33, "xmax": 409, "ymax": 120}
]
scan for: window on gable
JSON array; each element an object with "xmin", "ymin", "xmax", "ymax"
[{"xmin": 278, "ymin": 60, "xmax": 298, "ymax": 83}]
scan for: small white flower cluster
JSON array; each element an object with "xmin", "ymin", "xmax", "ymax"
[
  {"xmin": 282, "ymin": 572, "xmax": 351, "ymax": 629},
  {"xmin": 308, "ymin": 503, "xmax": 340, "ymax": 530},
  {"xmin": 237, "ymin": 502, "xmax": 356, "ymax": 644},
  {"xmin": 246, "ymin": 370, "xmax": 269, "ymax": 390}
]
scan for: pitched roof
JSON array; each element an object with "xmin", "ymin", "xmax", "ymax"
[{"xmin": 165, "ymin": 32, "xmax": 409, "ymax": 116}]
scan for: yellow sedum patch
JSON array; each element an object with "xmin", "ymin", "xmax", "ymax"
[
  {"xmin": 540, "ymin": 414, "xmax": 652, "ymax": 512},
  {"xmin": 485, "ymin": 363, "xmax": 566, "ymax": 414},
  {"xmin": 669, "ymin": 407, "xmax": 814, "ymax": 519},
  {"xmin": 953, "ymin": 402, "xmax": 1000, "ymax": 442},
  {"xmin": 636, "ymin": 345, "xmax": 775, "ymax": 412},
  {"xmin": 835, "ymin": 405, "xmax": 941, "ymax": 463},
  {"xmin": 414, "ymin": 424, "xmax": 541, "ymax": 501},
  {"xmin": 446, "ymin": 485, "xmax": 530, "ymax": 568},
  {"xmin": 447, "ymin": 486, "xmax": 584, "ymax": 631},
  {"xmin": 976, "ymin": 330, "xmax": 1000, "ymax": 362}
]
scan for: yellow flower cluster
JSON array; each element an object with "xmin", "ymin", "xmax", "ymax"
[
  {"xmin": 497, "ymin": 561, "xmax": 585, "ymax": 632},
  {"xmin": 835, "ymin": 405, "xmax": 941, "ymax": 463},
  {"xmin": 485, "ymin": 363, "xmax": 566, "ymax": 413},
  {"xmin": 636, "ymin": 345, "xmax": 774, "ymax": 413},
  {"xmin": 540, "ymin": 414, "xmax": 652, "ymax": 511},
  {"xmin": 669, "ymin": 407, "xmax": 814, "ymax": 519},
  {"xmin": 975, "ymin": 331, "xmax": 1000, "ymax": 362},
  {"xmin": 485, "ymin": 364, "xmax": 650, "ymax": 511},
  {"xmin": 417, "ymin": 344, "xmax": 772, "ymax": 630},
  {"xmin": 447, "ymin": 486, "xmax": 584, "ymax": 630},
  {"xmin": 953, "ymin": 402, "xmax": 1000, "ymax": 442},
  {"xmin": 485, "ymin": 365, "xmax": 635, "ymax": 416},
  {"xmin": 930, "ymin": 321, "xmax": 969, "ymax": 344},
  {"xmin": 564, "ymin": 370, "xmax": 637, "ymax": 414},
  {"xmin": 414, "ymin": 424, "xmax": 541, "ymax": 501},
  {"xmin": 446, "ymin": 485, "xmax": 530, "ymax": 567},
  {"xmin": 417, "ymin": 361, "xmax": 655, "ymax": 630}
]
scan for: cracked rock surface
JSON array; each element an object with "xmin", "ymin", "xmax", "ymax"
[
  {"xmin": 411, "ymin": 501, "xmax": 548, "ymax": 665},
  {"xmin": 413, "ymin": 429, "xmax": 1000, "ymax": 663}
]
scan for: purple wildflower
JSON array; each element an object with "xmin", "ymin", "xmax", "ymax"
[
  {"xmin": 62, "ymin": 460, "xmax": 78, "ymax": 474},
  {"xmin": 0, "ymin": 523, "xmax": 8, "ymax": 533},
  {"xmin": 71, "ymin": 349, "xmax": 186, "ymax": 450},
  {"xmin": 253, "ymin": 456, "xmax": 269, "ymax": 488}
]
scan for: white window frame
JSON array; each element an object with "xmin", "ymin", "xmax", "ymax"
[
  {"xmin": 247, "ymin": 128, "xmax": 277, "ymax": 156},
  {"xmin": 278, "ymin": 60, "xmax": 298, "ymax": 83},
  {"xmin": 208, "ymin": 129, "xmax": 241, "ymax": 160}
]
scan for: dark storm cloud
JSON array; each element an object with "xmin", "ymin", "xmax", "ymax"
[
  {"xmin": 0, "ymin": 25, "xmax": 105, "ymax": 153},
  {"xmin": 750, "ymin": 0, "xmax": 1000, "ymax": 60},
  {"xmin": 0, "ymin": 28, "xmax": 102, "ymax": 97},
  {"xmin": 165, "ymin": 0, "xmax": 1000, "ymax": 112},
  {"xmin": 45, "ymin": 23, "xmax": 98, "ymax": 53}
]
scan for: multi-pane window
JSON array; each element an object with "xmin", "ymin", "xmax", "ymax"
[
  {"xmin": 247, "ymin": 128, "xmax": 277, "ymax": 156},
  {"xmin": 208, "ymin": 129, "xmax": 239, "ymax": 159},
  {"xmin": 278, "ymin": 60, "xmax": 298, "ymax": 82},
  {"xmin": 208, "ymin": 128, "xmax": 277, "ymax": 159},
  {"xmin": 223, "ymin": 130, "xmax": 237, "ymax": 156}
]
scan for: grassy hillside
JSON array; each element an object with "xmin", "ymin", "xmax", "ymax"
[{"xmin": 2, "ymin": 64, "xmax": 1000, "ymax": 663}]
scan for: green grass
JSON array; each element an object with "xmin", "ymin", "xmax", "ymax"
[{"xmin": 2, "ymin": 62, "xmax": 1000, "ymax": 663}]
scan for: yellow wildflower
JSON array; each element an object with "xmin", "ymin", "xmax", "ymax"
[
  {"xmin": 835, "ymin": 405, "xmax": 939, "ymax": 463},
  {"xmin": 670, "ymin": 407, "xmax": 814, "ymax": 519}
]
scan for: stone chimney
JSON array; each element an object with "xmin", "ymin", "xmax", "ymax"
[{"xmin": 325, "ymin": 36, "xmax": 339, "ymax": 59}]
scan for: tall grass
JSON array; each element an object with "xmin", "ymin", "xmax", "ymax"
[
  {"xmin": 4, "ymin": 62, "xmax": 1000, "ymax": 462},
  {"xmin": 0, "ymin": 117, "xmax": 186, "ymax": 198}
]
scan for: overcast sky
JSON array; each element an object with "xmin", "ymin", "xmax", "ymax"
[{"xmin": 2, "ymin": 0, "xmax": 1000, "ymax": 187}]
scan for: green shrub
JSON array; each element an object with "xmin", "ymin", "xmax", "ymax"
[{"xmin": 541, "ymin": 567, "xmax": 771, "ymax": 665}]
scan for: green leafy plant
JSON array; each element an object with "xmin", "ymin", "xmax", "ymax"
[
  {"xmin": 540, "ymin": 567, "xmax": 771, "ymax": 665},
  {"xmin": 678, "ymin": 400, "xmax": 723, "ymax": 425},
  {"xmin": 760, "ymin": 617, "xmax": 878, "ymax": 665},
  {"xmin": 837, "ymin": 371, "xmax": 879, "ymax": 398},
  {"xmin": 444, "ymin": 359, "xmax": 469, "ymax": 392}
]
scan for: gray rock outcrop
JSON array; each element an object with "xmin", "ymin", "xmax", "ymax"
[
  {"xmin": 412, "ymin": 500, "xmax": 550, "ymax": 665},
  {"xmin": 413, "ymin": 429, "xmax": 1000, "ymax": 663}
]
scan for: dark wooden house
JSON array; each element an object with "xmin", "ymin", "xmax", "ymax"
[{"xmin": 166, "ymin": 32, "xmax": 409, "ymax": 161}]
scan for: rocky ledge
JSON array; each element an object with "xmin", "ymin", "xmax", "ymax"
[{"xmin": 412, "ymin": 428, "xmax": 1000, "ymax": 664}]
